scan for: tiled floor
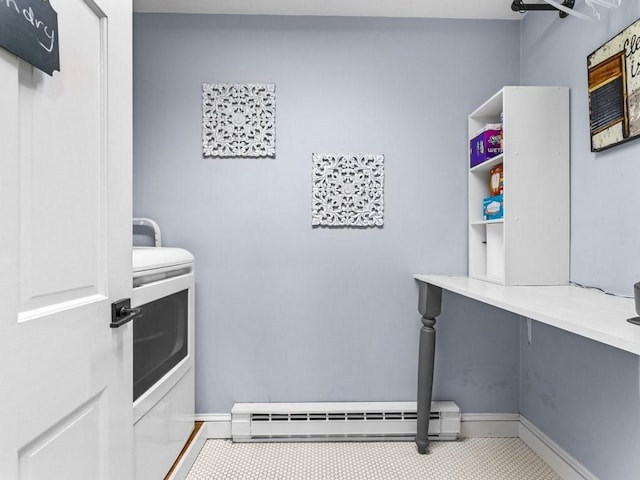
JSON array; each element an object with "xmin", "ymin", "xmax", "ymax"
[{"xmin": 186, "ymin": 438, "xmax": 561, "ymax": 479}]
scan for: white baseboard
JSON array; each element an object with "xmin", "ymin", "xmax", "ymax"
[
  {"xmin": 194, "ymin": 410, "xmax": 595, "ymax": 480},
  {"xmin": 460, "ymin": 413, "xmax": 520, "ymax": 438},
  {"xmin": 196, "ymin": 413, "xmax": 232, "ymax": 439},
  {"xmin": 519, "ymin": 416, "xmax": 597, "ymax": 480},
  {"xmin": 166, "ymin": 423, "xmax": 207, "ymax": 480}
]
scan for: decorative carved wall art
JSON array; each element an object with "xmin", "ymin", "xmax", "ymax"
[
  {"xmin": 202, "ymin": 83, "xmax": 275, "ymax": 157},
  {"xmin": 312, "ymin": 153, "xmax": 384, "ymax": 227}
]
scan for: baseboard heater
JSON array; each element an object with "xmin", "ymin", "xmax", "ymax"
[{"xmin": 231, "ymin": 401, "xmax": 460, "ymax": 442}]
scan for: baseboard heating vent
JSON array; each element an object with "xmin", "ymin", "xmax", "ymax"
[{"xmin": 231, "ymin": 401, "xmax": 460, "ymax": 442}]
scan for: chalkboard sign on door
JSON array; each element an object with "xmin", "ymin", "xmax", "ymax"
[
  {"xmin": 0, "ymin": 0, "xmax": 59, "ymax": 75},
  {"xmin": 588, "ymin": 18, "xmax": 640, "ymax": 152}
]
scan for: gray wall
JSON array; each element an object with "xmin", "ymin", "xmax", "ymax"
[
  {"xmin": 517, "ymin": 6, "xmax": 640, "ymax": 479},
  {"xmin": 132, "ymin": 14, "xmax": 521, "ymax": 414},
  {"xmin": 521, "ymin": 3, "xmax": 640, "ymax": 297},
  {"xmin": 520, "ymin": 321, "xmax": 640, "ymax": 479},
  {"xmin": 134, "ymin": 10, "xmax": 640, "ymax": 478}
]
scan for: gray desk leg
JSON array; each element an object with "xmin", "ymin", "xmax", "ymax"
[{"xmin": 416, "ymin": 282, "xmax": 442, "ymax": 454}]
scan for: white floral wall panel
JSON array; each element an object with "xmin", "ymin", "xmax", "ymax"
[
  {"xmin": 312, "ymin": 153, "xmax": 384, "ymax": 227},
  {"xmin": 202, "ymin": 83, "xmax": 275, "ymax": 157}
]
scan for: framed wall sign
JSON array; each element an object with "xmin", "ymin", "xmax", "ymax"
[
  {"xmin": 0, "ymin": 0, "xmax": 60, "ymax": 75},
  {"xmin": 588, "ymin": 18, "xmax": 640, "ymax": 152}
]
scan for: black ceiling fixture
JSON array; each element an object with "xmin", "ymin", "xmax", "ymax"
[{"xmin": 511, "ymin": 0, "xmax": 576, "ymax": 18}]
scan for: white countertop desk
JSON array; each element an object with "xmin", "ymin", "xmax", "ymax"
[
  {"xmin": 411, "ymin": 274, "xmax": 640, "ymax": 453},
  {"xmin": 414, "ymin": 274, "xmax": 640, "ymax": 355}
]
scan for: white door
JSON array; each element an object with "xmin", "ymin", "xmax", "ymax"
[{"xmin": 0, "ymin": 1, "xmax": 133, "ymax": 479}]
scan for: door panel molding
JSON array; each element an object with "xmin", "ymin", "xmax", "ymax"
[
  {"xmin": 18, "ymin": 391, "xmax": 107, "ymax": 480},
  {"xmin": 17, "ymin": 0, "xmax": 108, "ymax": 315}
]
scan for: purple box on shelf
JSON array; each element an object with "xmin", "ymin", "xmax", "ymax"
[{"xmin": 470, "ymin": 128, "xmax": 502, "ymax": 168}]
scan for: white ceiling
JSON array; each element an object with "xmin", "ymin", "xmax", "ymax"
[{"xmin": 132, "ymin": 0, "xmax": 525, "ymax": 20}]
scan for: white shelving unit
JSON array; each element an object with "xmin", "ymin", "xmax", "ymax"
[{"xmin": 468, "ymin": 87, "xmax": 570, "ymax": 285}]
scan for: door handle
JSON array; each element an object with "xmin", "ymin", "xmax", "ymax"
[{"xmin": 110, "ymin": 298, "xmax": 143, "ymax": 328}]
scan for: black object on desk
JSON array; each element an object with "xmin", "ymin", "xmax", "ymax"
[{"xmin": 627, "ymin": 281, "xmax": 640, "ymax": 326}]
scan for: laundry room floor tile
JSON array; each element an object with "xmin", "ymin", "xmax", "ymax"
[{"xmin": 186, "ymin": 438, "xmax": 561, "ymax": 479}]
